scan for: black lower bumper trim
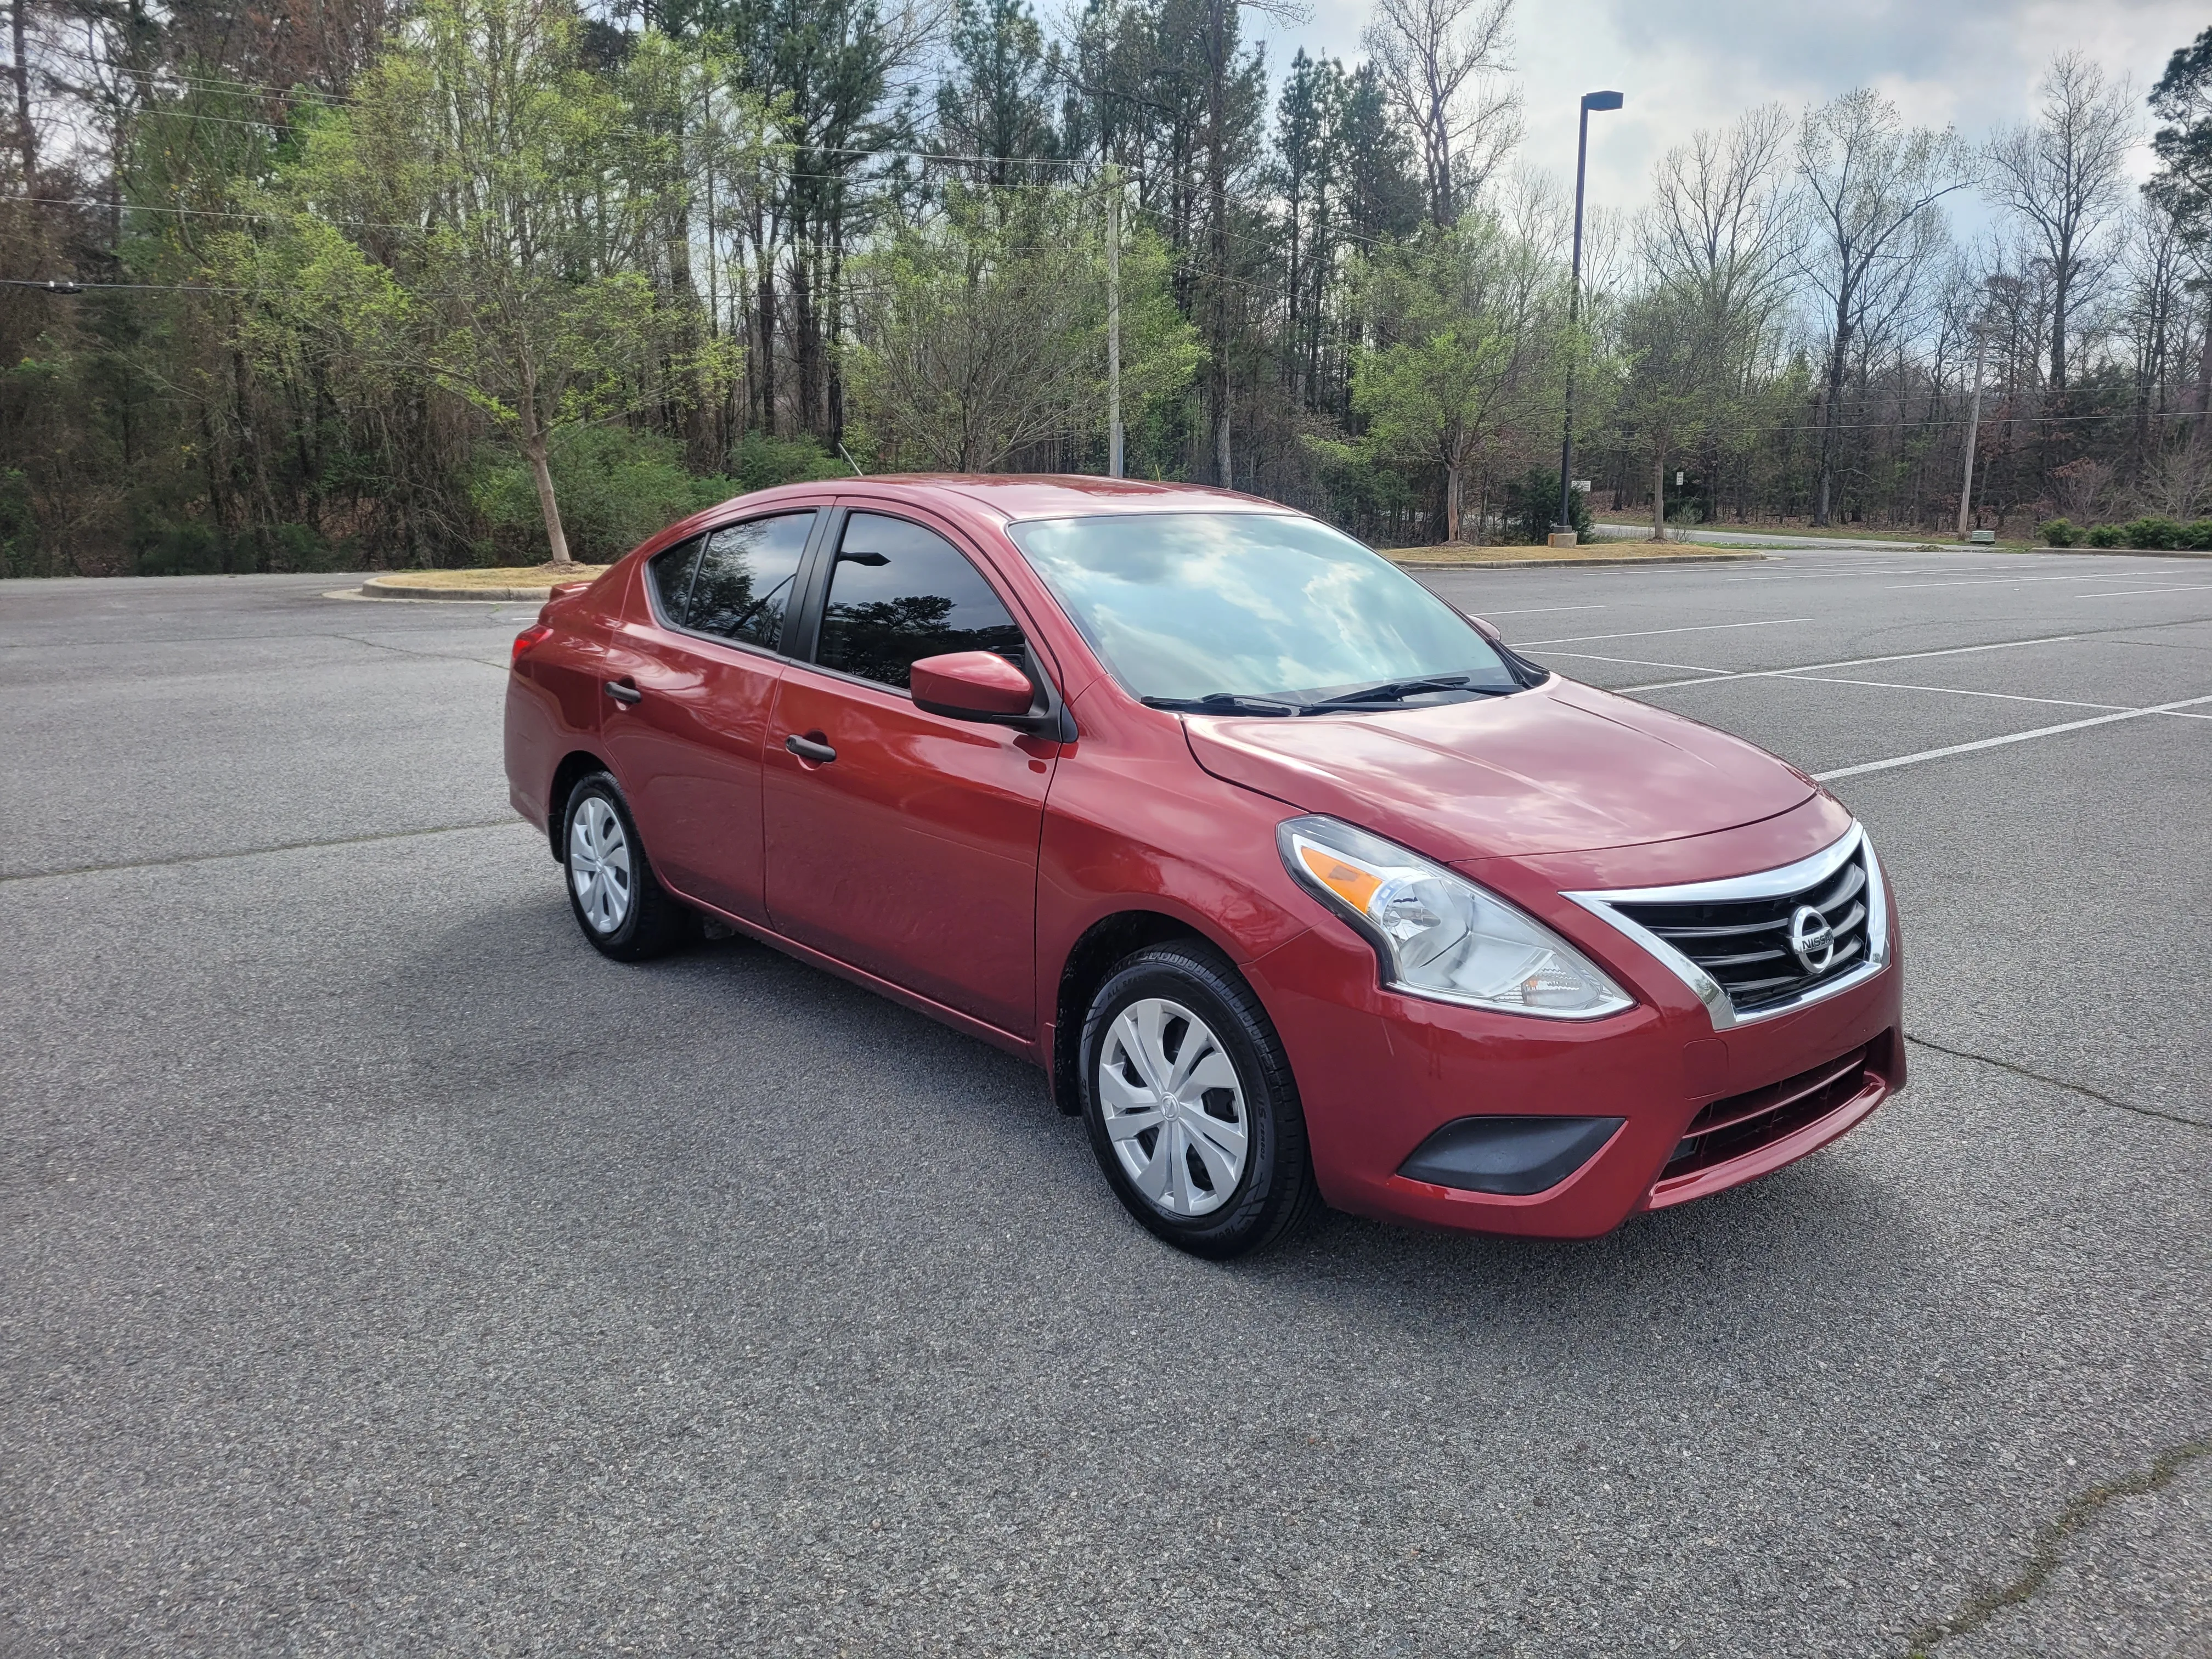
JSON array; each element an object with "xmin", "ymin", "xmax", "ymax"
[{"xmin": 1397, "ymin": 1115, "xmax": 1625, "ymax": 1196}]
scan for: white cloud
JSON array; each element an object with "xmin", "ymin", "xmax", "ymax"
[{"xmin": 1255, "ymin": 0, "xmax": 2194, "ymax": 210}]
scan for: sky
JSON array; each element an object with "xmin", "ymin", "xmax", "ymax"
[{"xmin": 1255, "ymin": 0, "xmax": 2200, "ymax": 213}]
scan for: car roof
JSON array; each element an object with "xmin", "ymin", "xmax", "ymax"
[{"xmin": 700, "ymin": 473, "xmax": 1298, "ymax": 526}]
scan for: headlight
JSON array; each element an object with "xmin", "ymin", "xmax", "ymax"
[{"xmin": 1277, "ymin": 815, "xmax": 1633, "ymax": 1019}]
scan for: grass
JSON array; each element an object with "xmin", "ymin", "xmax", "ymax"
[{"xmin": 367, "ymin": 563, "xmax": 611, "ymax": 589}]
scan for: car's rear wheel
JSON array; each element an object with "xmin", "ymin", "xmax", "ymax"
[
  {"xmin": 561, "ymin": 773, "xmax": 694, "ymax": 961},
  {"xmin": 1079, "ymin": 940, "xmax": 1321, "ymax": 1258}
]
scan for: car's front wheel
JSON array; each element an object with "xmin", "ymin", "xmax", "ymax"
[
  {"xmin": 1079, "ymin": 940, "xmax": 1321, "ymax": 1258},
  {"xmin": 561, "ymin": 773, "xmax": 695, "ymax": 961}
]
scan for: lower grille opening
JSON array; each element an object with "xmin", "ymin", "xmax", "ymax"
[{"xmin": 1662, "ymin": 1043, "xmax": 1875, "ymax": 1182}]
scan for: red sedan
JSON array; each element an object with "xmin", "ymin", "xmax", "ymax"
[{"xmin": 505, "ymin": 477, "xmax": 1903, "ymax": 1257}]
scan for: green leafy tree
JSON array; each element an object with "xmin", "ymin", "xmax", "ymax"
[
  {"xmin": 1337, "ymin": 215, "xmax": 1567, "ymax": 544},
  {"xmin": 2149, "ymin": 28, "xmax": 2212, "ymax": 246},
  {"xmin": 840, "ymin": 185, "xmax": 1198, "ymax": 470},
  {"xmin": 936, "ymin": 0, "xmax": 1062, "ymax": 187},
  {"xmin": 241, "ymin": 0, "xmax": 746, "ymax": 566}
]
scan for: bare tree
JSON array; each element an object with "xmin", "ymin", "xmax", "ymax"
[
  {"xmin": 1634, "ymin": 105, "xmax": 1797, "ymax": 531},
  {"xmin": 1980, "ymin": 52, "xmax": 2136, "ymax": 392},
  {"xmin": 1796, "ymin": 89, "xmax": 1965, "ymax": 524},
  {"xmin": 1361, "ymin": 0, "xmax": 1520, "ymax": 229},
  {"xmin": 1645, "ymin": 104, "xmax": 1798, "ymax": 313},
  {"xmin": 8, "ymin": 0, "xmax": 33, "ymax": 183}
]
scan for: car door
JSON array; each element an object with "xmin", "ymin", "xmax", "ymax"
[
  {"xmin": 598, "ymin": 508, "xmax": 822, "ymax": 923},
  {"xmin": 762, "ymin": 507, "xmax": 1058, "ymax": 1035}
]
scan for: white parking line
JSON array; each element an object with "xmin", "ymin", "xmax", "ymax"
[
  {"xmin": 1888, "ymin": 572, "xmax": 2143, "ymax": 590},
  {"xmin": 1773, "ymin": 674, "xmax": 2134, "ymax": 714},
  {"xmin": 2080, "ymin": 584, "xmax": 2212, "ymax": 599},
  {"xmin": 1616, "ymin": 632, "xmax": 2088, "ymax": 693},
  {"xmin": 1533, "ymin": 650, "xmax": 1731, "ymax": 673},
  {"xmin": 1696, "ymin": 563, "xmax": 1995, "ymax": 584},
  {"xmin": 1514, "ymin": 617, "xmax": 1814, "ymax": 647},
  {"xmin": 1814, "ymin": 693, "xmax": 2212, "ymax": 782},
  {"xmin": 1472, "ymin": 605, "xmax": 1611, "ymax": 617}
]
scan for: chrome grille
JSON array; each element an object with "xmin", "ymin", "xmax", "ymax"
[
  {"xmin": 1613, "ymin": 843, "xmax": 1872, "ymax": 1014},
  {"xmin": 1562, "ymin": 826, "xmax": 1891, "ymax": 1029}
]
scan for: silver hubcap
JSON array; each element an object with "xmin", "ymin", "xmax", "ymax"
[
  {"xmin": 1098, "ymin": 997, "xmax": 1250, "ymax": 1218},
  {"xmin": 568, "ymin": 795, "xmax": 633, "ymax": 934}
]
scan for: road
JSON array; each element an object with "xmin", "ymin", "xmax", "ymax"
[{"xmin": 3, "ymin": 551, "xmax": 2209, "ymax": 1656}]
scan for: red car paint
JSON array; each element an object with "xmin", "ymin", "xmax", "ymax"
[{"xmin": 506, "ymin": 476, "xmax": 1903, "ymax": 1238}]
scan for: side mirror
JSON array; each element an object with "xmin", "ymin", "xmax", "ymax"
[
  {"xmin": 911, "ymin": 651, "xmax": 1037, "ymax": 720},
  {"xmin": 1464, "ymin": 612, "xmax": 1503, "ymax": 642}
]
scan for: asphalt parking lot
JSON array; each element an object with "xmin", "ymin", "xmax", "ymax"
[{"xmin": 4, "ymin": 546, "xmax": 2209, "ymax": 1657}]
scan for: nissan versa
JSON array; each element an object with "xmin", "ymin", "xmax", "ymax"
[{"xmin": 505, "ymin": 477, "xmax": 1903, "ymax": 1257}]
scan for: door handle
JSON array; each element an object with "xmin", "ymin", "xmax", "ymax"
[
  {"xmin": 605, "ymin": 680, "xmax": 642, "ymax": 706},
  {"xmin": 785, "ymin": 733, "xmax": 836, "ymax": 764}
]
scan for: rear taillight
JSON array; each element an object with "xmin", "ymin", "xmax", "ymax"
[{"xmin": 511, "ymin": 624, "xmax": 555, "ymax": 667}]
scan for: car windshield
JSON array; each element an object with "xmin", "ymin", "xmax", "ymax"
[{"xmin": 1006, "ymin": 511, "xmax": 1521, "ymax": 710}]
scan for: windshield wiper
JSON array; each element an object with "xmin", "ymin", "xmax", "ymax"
[
  {"xmin": 1141, "ymin": 692, "xmax": 1308, "ymax": 718},
  {"xmin": 1299, "ymin": 673, "xmax": 1508, "ymax": 712}
]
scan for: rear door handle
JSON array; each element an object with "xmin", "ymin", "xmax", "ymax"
[
  {"xmin": 606, "ymin": 680, "xmax": 642, "ymax": 705},
  {"xmin": 785, "ymin": 733, "xmax": 836, "ymax": 764}
]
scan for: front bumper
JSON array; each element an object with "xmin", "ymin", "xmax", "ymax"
[{"xmin": 1241, "ymin": 820, "xmax": 1906, "ymax": 1240}]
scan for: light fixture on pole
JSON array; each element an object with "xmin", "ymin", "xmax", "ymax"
[{"xmin": 1554, "ymin": 89, "xmax": 1623, "ymax": 548}]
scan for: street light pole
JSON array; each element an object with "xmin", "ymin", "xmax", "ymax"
[{"xmin": 1554, "ymin": 89, "xmax": 1623, "ymax": 546}]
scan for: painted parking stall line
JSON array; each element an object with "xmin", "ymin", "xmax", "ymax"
[
  {"xmin": 1814, "ymin": 692, "xmax": 2212, "ymax": 782},
  {"xmin": 1512, "ymin": 617, "xmax": 1814, "ymax": 648},
  {"xmin": 1614, "ymin": 633, "xmax": 2089, "ymax": 694},
  {"xmin": 1774, "ymin": 674, "xmax": 2135, "ymax": 715}
]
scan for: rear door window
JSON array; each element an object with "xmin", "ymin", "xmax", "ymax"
[
  {"xmin": 688, "ymin": 512, "xmax": 817, "ymax": 651},
  {"xmin": 647, "ymin": 535, "xmax": 706, "ymax": 627},
  {"xmin": 815, "ymin": 512, "xmax": 1025, "ymax": 690}
]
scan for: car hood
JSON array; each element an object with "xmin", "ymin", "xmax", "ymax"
[{"xmin": 1180, "ymin": 678, "xmax": 1818, "ymax": 862}]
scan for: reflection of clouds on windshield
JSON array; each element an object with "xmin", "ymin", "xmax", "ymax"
[{"xmin": 1013, "ymin": 513, "xmax": 1508, "ymax": 702}]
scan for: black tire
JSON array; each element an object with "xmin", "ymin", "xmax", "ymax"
[
  {"xmin": 559, "ymin": 772, "xmax": 696, "ymax": 961},
  {"xmin": 1078, "ymin": 940, "xmax": 1322, "ymax": 1259}
]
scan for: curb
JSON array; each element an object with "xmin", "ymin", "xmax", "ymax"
[
  {"xmin": 357, "ymin": 576, "xmax": 580, "ymax": 601},
  {"xmin": 1390, "ymin": 550, "xmax": 1770, "ymax": 570}
]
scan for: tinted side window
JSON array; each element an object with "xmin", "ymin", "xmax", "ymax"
[
  {"xmin": 647, "ymin": 535, "xmax": 705, "ymax": 626},
  {"xmin": 815, "ymin": 513, "xmax": 1025, "ymax": 690},
  {"xmin": 689, "ymin": 512, "xmax": 816, "ymax": 650}
]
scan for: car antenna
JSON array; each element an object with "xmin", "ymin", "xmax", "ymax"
[{"xmin": 837, "ymin": 443, "xmax": 864, "ymax": 477}]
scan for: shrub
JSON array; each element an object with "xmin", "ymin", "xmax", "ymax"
[
  {"xmin": 471, "ymin": 426, "xmax": 734, "ymax": 565},
  {"xmin": 2121, "ymin": 516, "xmax": 2185, "ymax": 551},
  {"xmin": 1504, "ymin": 468, "xmax": 1593, "ymax": 545},
  {"xmin": 2186, "ymin": 520, "xmax": 2212, "ymax": 551},
  {"xmin": 2084, "ymin": 523, "xmax": 2123, "ymax": 548},
  {"xmin": 731, "ymin": 430, "xmax": 848, "ymax": 494},
  {"xmin": 0, "ymin": 467, "xmax": 41, "ymax": 577},
  {"xmin": 2039, "ymin": 518, "xmax": 2076, "ymax": 547},
  {"xmin": 470, "ymin": 426, "xmax": 850, "ymax": 566}
]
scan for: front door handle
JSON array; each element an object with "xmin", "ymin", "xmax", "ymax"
[
  {"xmin": 785, "ymin": 733, "xmax": 836, "ymax": 764},
  {"xmin": 606, "ymin": 680, "xmax": 642, "ymax": 706}
]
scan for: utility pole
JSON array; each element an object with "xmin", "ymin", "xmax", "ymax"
[
  {"xmin": 1956, "ymin": 328, "xmax": 1984, "ymax": 540},
  {"xmin": 1107, "ymin": 165, "xmax": 1124, "ymax": 479},
  {"xmin": 1554, "ymin": 91, "xmax": 1623, "ymax": 548}
]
